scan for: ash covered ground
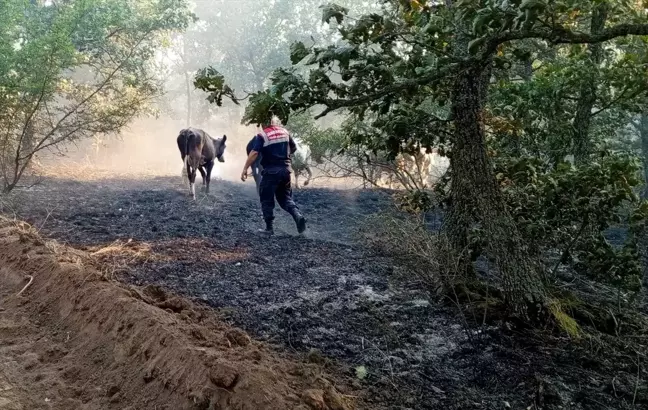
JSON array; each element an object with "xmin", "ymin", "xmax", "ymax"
[{"xmin": 4, "ymin": 175, "xmax": 643, "ymax": 410}]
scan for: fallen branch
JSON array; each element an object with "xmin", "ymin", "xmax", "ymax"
[{"xmin": 17, "ymin": 275, "xmax": 34, "ymax": 296}]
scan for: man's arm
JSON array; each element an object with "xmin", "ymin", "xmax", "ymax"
[
  {"xmin": 245, "ymin": 137, "xmax": 255, "ymax": 156},
  {"xmin": 244, "ymin": 151, "xmax": 259, "ymax": 169},
  {"xmin": 241, "ymin": 135, "xmax": 263, "ymax": 181},
  {"xmin": 241, "ymin": 151, "xmax": 259, "ymax": 181}
]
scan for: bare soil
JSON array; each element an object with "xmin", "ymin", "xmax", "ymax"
[
  {"xmin": 2, "ymin": 174, "xmax": 647, "ymax": 410},
  {"xmin": 0, "ymin": 217, "xmax": 358, "ymax": 410}
]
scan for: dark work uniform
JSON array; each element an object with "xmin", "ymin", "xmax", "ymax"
[
  {"xmin": 246, "ymin": 137, "xmax": 263, "ymax": 194},
  {"xmin": 249, "ymin": 126, "xmax": 303, "ymax": 228}
]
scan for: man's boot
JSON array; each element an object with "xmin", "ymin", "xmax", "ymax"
[
  {"xmin": 293, "ymin": 213, "xmax": 307, "ymax": 234},
  {"xmin": 259, "ymin": 219, "xmax": 274, "ymax": 236}
]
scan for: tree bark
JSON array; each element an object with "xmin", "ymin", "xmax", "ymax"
[
  {"xmin": 639, "ymin": 113, "xmax": 648, "ymax": 200},
  {"xmin": 637, "ymin": 113, "xmax": 648, "ymax": 288},
  {"xmin": 511, "ymin": 56, "xmax": 534, "ymax": 157},
  {"xmin": 20, "ymin": 122, "xmax": 35, "ymax": 168},
  {"xmin": 573, "ymin": 3, "xmax": 608, "ymax": 164},
  {"xmin": 184, "ymin": 71, "xmax": 192, "ymax": 127},
  {"xmin": 446, "ymin": 63, "xmax": 547, "ymax": 314},
  {"xmin": 521, "ymin": 57, "xmax": 533, "ymax": 81},
  {"xmin": 441, "ymin": 0, "xmax": 546, "ymax": 313}
]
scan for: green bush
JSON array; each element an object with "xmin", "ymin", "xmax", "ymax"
[
  {"xmin": 494, "ymin": 152, "xmax": 648, "ymax": 293},
  {"xmin": 394, "ymin": 189, "xmax": 434, "ymax": 214}
]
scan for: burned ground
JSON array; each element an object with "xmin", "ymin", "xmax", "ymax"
[{"xmin": 3, "ymin": 175, "xmax": 646, "ymax": 410}]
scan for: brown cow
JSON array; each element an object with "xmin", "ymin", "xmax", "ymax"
[{"xmin": 177, "ymin": 127, "xmax": 227, "ymax": 199}]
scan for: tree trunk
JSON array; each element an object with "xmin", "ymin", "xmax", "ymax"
[
  {"xmin": 20, "ymin": 122, "xmax": 35, "ymax": 169},
  {"xmin": 184, "ymin": 71, "xmax": 192, "ymax": 127},
  {"xmin": 509, "ymin": 57, "xmax": 534, "ymax": 157},
  {"xmin": 446, "ymin": 63, "xmax": 547, "ymax": 314},
  {"xmin": 442, "ymin": 0, "xmax": 546, "ymax": 313},
  {"xmin": 521, "ymin": 57, "xmax": 533, "ymax": 81},
  {"xmin": 638, "ymin": 113, "xmax": 648, "ymax": 288},
  {"xmin": 639, "ymin": 113, "xmax": 648, "ymax": 200},
  {"xmin": 573, "ymin": 3, "xmax": 608, "ymax": 164}
]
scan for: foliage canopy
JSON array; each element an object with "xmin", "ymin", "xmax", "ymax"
[{"xmin": 0, "ymin": 0, "xmax": 193, "ymax": 192}]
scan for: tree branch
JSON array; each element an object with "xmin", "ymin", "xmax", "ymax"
[
  {"xmin": 591, "ymin": 86, "xmax": 645, "ymax": 118},
  {"xmin": 14, "ymin": 43, "xmax": 59, "ymax": 179},
  {"xmin": 482, "ymin": 23, "xmax": 648, "ymax": 61},
  {"xmin": 32, "ymin": 31, "xmax": 152, "ymax": 154},
  {"xmin": 313, "ymin": 64, "xmax": 460, "ymax": 119}
]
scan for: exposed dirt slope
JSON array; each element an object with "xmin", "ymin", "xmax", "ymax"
[{"xmin": 0, "ymin": 217, "xmax": 358, "ymax": 410}]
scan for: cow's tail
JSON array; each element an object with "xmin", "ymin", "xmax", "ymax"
[
  {"xmin": 181, "ymin": 129, "xmax": 190, "ymax": 185},
  {"xmin": 185, "ymin": 130, "xmax": 190, "ymax": 165},
  {"xmin": 185, "ymin": 131, "xmax": 190, "ymax": 178},
  {"xmin": 183, "ymin": 154, "xmax": 189, "ymax": 180}
]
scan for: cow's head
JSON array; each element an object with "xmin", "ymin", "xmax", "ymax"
[{"xmin": 215, "ymin": 135, "xmax": 227, "ymax": 163}]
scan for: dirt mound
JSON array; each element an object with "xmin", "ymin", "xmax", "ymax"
[{"xmin": 0, "ymin": 217, "xmax": 358, "ymax": 410}]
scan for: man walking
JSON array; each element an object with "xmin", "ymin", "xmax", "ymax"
[{"xmin": 241, "ymin": 117, "xmax": 307, "ymax": 235}]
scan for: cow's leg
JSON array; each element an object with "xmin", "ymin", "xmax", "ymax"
[
  {"xmin": 204, "ymin": 160, "xmax": 214, "ymax": 194},
  {"xmin": 181, "ymin": 155, "xmax": 189, "ymax": 185},
  {"xmin": 187, "ymin": 164, "xmax": 197, "ymax": 200},
  {"xmin": 185, "ymin": 159, "xmax": 192, "ymax": 190},
  {"xmin": 198, "ymin": 166, "xmax": 207, "ymax": 191}
]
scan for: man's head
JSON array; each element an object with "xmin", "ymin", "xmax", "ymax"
[
  {"xmin": 259, "ymin": 115, "xmax": 282, "ymax": 129},
  {"xmin": 215, "ymin": 135, "xmax": 227, "ymax": 163}
]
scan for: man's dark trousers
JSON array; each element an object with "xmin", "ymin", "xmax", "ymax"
[{"xmin": 259, "ymin": 167, "xmax": 300, "ymax": 223}]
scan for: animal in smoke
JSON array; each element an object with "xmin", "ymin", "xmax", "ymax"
[
  {"xmin": 177, "ymin": 127, "xmax": 227, "ymax": 199},
  {"xmin": 289, "ymin": 139, "xmax": 313, "ymax": 189},
  {"xmin": 291, "ymin": 150, "xmax": 312, "ymax": 189}
]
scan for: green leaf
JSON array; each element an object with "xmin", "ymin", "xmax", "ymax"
[
  {"xmin": 194, "ymin": 67, "xmax": 239, "ymax": 107},
  {"xmin": 290, "ymin": 41, "xmax": 310, "ymax": 65},
  {"xmin": 472, "ymin": 9, "xmax": 493, "ymax": 35},
  {"xmin": 321, "ymin": 3, "xmax": 348, "ymax": 25},
  {"xmin": 468, "ymin": 36, "xmax": 487, "ymax": 54},
  {"xmin": 519, "ymin": 0, "xmax": 546, "ymax": 11}
]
